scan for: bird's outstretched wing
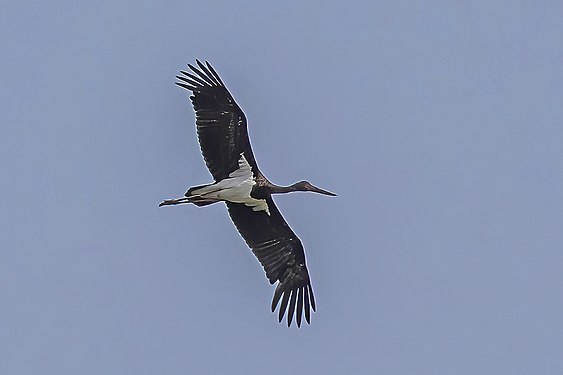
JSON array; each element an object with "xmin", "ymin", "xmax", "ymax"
[
  {"xmin": 175, "ymin": 60, "xmax": 260, "ymax": 182},
  {"xmin": 227, "ymin": 198, "xmax": 316, "ymax": 327}
]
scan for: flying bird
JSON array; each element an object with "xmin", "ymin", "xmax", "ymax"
[{"xmin": 160, "ymin": 60, "xmax": 336, "ymax": 327}]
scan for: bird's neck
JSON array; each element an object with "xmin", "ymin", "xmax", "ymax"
[{"xmin": 269, "ymin": 183, "xmax": 301, "ymax": 195}]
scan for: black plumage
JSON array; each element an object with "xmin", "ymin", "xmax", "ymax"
[{"xmin": 166, "ymin": 60, "xmax": 334, "ymax": 327}]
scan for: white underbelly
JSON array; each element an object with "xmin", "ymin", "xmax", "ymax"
[
  {"xmin": 193, "ymin": 183, "xmax": 269, "ymax": 214},
  {"xmin": 188, "ymin": 154, "xmax": 270, "ymax": 214}
]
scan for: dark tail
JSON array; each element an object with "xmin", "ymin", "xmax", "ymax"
[
  {"xmin": 188, "ymin": 197, "xmax": 218, "ymax": 207},
  {"xmin": 185, "ymin": 183, "xmax": 212, "ymax": 196},
  {"xmin": 185, "ymin": 183, "xmax": 219, "ymax": 207}
]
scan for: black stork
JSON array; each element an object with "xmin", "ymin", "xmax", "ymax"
[{"xmin": 160, "ymin": 60, "xmax": 336, "ymax": 327}]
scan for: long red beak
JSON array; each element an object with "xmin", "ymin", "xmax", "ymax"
[{"xmin": 309, "ymin": 184, "xmax": 337, "ymax": 196}]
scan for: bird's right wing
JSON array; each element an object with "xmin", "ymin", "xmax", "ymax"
[
  {"xmin": 175, "ymin": 60, "xmax": 260, "ymax": 182},
  {"xmin": 226, "ymin": 198, "xmax": 316, "ymax": 327}
]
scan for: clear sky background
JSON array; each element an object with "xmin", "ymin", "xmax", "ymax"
[{"xmin": 1, "ymin": 1, "xmax": 562, "ymax": 374}]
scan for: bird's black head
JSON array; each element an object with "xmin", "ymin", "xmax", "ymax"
[{"xmin": 292, "ymin": 181, "xmax": 337, "ymax": 196}]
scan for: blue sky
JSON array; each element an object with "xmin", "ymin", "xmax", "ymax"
[{"xmin": 1, "ymin": 1, "xmax": 562, "ymax": 374}]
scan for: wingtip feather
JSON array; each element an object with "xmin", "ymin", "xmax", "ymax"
[
  {"xmin": 304, "ymin": 287, "xmax": 311, "ymax": 324},
  {"xmin": 175, "ymin": 82, "xmax": 195, "ymax": 91},
  {"xmin": 287, "ymin": 289, "xmax": 297, "ymax": 327},
  {"xmin": 271, "ymin": 283, "xmax": 283, "ymax": 312},
  {"xmin": 278, "ymin": 291, "xmax": 290, "ymax": 323},
  {"xmin": 196, "ymin": 60, "xmax": 220, "ymax": 86},
  {"xmin": 296, "ymin": 287, "xmax": 303, "ymax": 327},
  {"xmin": 205, "ymin": 61, "xmax": 225, "ymax": 87},
  {"xmin": 309, "ymin": 285, "xmax": 316, "ymax": 312}
]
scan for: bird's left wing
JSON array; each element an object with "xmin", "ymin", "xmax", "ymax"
[
  {"xmin": 175, "ymin": 60, "xmax": 260, "ymax": 182},
  {"xmin": 226, "ymin": 198, "xmax": 316, "ymax": 327}
]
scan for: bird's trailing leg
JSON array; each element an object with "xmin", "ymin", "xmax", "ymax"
[
  {"xmin": 159, "ymin": 195, "xmax": 219, "ymax": 207},
  {"xmin": 159, "ymin": 197, "xmax": 190, "ymax": 207}
]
